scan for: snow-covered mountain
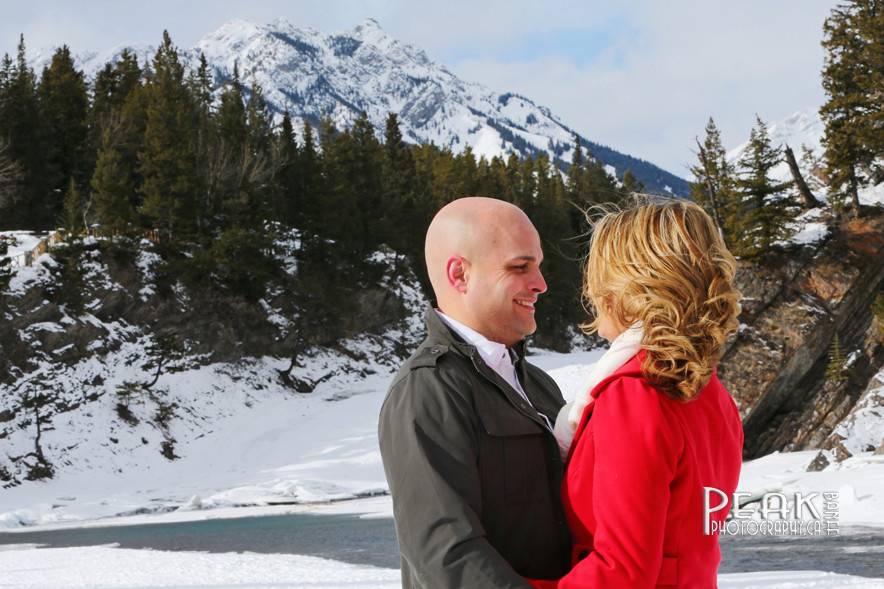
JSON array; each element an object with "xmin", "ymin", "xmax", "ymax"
[{"xmin": 35, "ymin": 18, "xmax": 689, "ymax": 195}]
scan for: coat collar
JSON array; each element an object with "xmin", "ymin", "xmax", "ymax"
[
  {"xmin": 423, "ymin": 305, "xmax": 528, "ymax": 362},
  {"xmin": 567, "ymin": 351, "xmax": 645, "ymax": 462}
]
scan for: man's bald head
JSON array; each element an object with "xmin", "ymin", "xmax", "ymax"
[{"xmin": 424, "ymin": 196, "xmax": 547, "ymax": 346}]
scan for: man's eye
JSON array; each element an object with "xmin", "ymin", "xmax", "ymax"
[{"xmin": 511, "ymin": 265, "xmax": 528, "ymax": 272}]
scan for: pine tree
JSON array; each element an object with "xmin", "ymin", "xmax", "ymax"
[
  {"xmin": 566, "ymin": 134, "xmax": 586, "ymax": 201},
  {"xmin": 382, "ymin": 112, "xmax": 423, "ymax": 264},
  {"xmin": 62, "ymin": 177, "xmax": 85, "ymax": 237},
  {"xmin": 138, "ymin": 31, "xmax": 202, "ymax": 242},
  {"xmin": 826, "ymin": 333, "xmax": 850, "ymax": 384},
  {"xmin": 89, "ymin": 50, "xmax": 144, "ymax": 180},
  {"xmin": 0, "ymin": 234, "xmax": 12, "ymax": 296},
  {"xmin": 0, "ymin": 36, "xmax": 48, "ymax": 229},
  {"xmin": 275, "ymin": 110, "xmax": 300, "ymax": 227},
  {"xmin": 820, "ymin": 1, "xmax": 884, "ymax": 217},
  {"xmin": 528, "ymin": 154, "xmax": 581, "ymax": 349},
  {"xmin": 296, "ymin": 121, "xmax": 322, "ymax": 238},
  {"xmin": 38, "ymin": 45, "xmax": 89, "ymax": 219},
  {"xmin": 733, "ymin": 116, "xmax": 797, "ymax": 257},
  {"xmin": 0, "ymin": 139, "xmax": 23, "ymax": 224},
  {"xmin": 800, "ymin": 144, "xmax": 827, "ymax": 192},
  {"xmin": 856, "ymin": 2, "xmax": 884, "ymax": 185},
  {"xmin": 621, "ymin": 169, "xmax": 644, "ymax": 195},
  {"xmin": 690, "ymin": 117, "xmax": 739, "ymax": 245},
  {"xmin": 190, "ymin": 53, "xmax": 214, "ymax": 115},
  {"xmin": 91, "ymin": 128, "xmax": 137, "ymax": 235},
  {"xmin": 211, "ymin": 79, "xmax": 278, "ymax": 300},
  {"xmin": 241, "ymin": 79, "xmax": 275, "ymax": 224}
]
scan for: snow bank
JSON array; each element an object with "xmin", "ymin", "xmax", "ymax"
[{"xmin": 0, "ymin": 544, "xmax": 880, "ymax": 589}]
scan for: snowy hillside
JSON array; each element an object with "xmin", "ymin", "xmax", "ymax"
[{"xmin": 31, "ymin": 18, "xmax": 689, "ymax": 195}]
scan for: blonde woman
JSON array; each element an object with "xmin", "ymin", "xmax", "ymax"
[{"xmin": 530, "ymin": 200, "xmax": 744, "ymax": 588}]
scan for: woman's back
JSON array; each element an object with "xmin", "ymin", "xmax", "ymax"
[{"xmin": 557, "ymin": 353, "xmax": 743, "ymax": 588}]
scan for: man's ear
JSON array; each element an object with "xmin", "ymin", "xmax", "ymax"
[{"xmin": 445, "ymin": 256, "xmax": 469, "ymax": 293}]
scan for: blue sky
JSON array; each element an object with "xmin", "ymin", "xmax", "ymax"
[{"xmin": 1, "ymin": 0, "xmax": 837, "ymax": 176}]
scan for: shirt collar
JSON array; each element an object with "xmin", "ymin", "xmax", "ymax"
[{"xmin": 435, "ymin": 310, "xmax": 511, "ymax": 368}]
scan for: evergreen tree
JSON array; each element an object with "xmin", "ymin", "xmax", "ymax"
[
  {"xmin": 211, "ymin": 79, "xmax": 279, "ymax": 300},
  {"xmin": 205, "ymin": 63, "xmax": 246, "ymax": 228},
  {"xmin": 382, "ymin": 113, "xmax": 424, "ymax": 266},
  {"xmin": 820, "ymin": 1, "xmax": 884, "ymax": 217},
  {"xmin": 567, "ymin": 134, "xmax": 586, "ymax": 200},
  {"xmin": 318, "ymin": 117, "xmax": 368, "ymax": 263},
  {"xmin": 209, "ymin": 227, "xmax": 276, "ymax": 302},
  {"xmin": 528, "ymin": 154, "xmax": 581, "ymax": 349},
  {"xmin": 89, "ymin": 49, "xmax": 145, "ymax": 173},
  {"xmin": 91, "ymin": 128, "xmax": 137, "ymax": 235},
  {"xmin": 240, "ymin": 79, "xmax": 275, "ymax": 225},
  {"xmin": 800, "ymin": 144, "xmax": 827, "ymax": 192},
  {"xmin": 138, "ymin": 31, "xmax": 202, "ymax": 242},
  {"xmin": 0, "ymin": 139, "xmax": 23, "ymax": 223},
  {"xmin": 0, "ymin": 36, "xmax": 48, "ymax": 228},
  {"xmin": 826, "ymin": 333, "xmax": 850, "ymax": 384},
  {"xmin": 189, "ymin": 53, "xmax": 214, "ymax": 115},
  {"xmin": 0, "ymin": 234, "xmax": 12, "ymax": 296},
  {"xmin": 296, "ymin": 121, "xmax": 322, "ymax": 238},
  {"xmin": 733, "ymin": 116, "xmax": 797, "ymax": 257},
  {"xmin": 275, "ymin": 111, "xmax": 301, "ymax": 226},
  {"xmin": 38, "ymin": 45, "xmax": 89, "ymax": 218},
  {"xmin": 62, "ymin": 177, "xmax": 85, "ymax": 237},
  {"xmin": 690, "ymin": 117, "xmax": 739, "ymax": 244},
  {"xmin": 566, "ymin": 133, "xmax": 624, "ymax": 222},
  {"xmin": 621, "ymin": 169, "xmax": 644, "ymax": 195}
]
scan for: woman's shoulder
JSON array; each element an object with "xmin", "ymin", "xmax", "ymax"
[{"xmin": 594, "ymin": 372, "xmax": 676, "ymax": 424}]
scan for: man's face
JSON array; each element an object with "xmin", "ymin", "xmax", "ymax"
[{"xmin": 463, "ymin": 220, "xmax": 547, "ymax": 346}]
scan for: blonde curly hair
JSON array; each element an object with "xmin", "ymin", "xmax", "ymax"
[{"xmin": 582, "ymin": 199, "xmax": 741, "ymax": 400}]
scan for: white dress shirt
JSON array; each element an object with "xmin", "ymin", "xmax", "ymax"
[{"xmin": 436, "ymin": 310, "xmax": 553, "ymax": 430}]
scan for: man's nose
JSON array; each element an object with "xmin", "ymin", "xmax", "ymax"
[{"xmin": 531, "ymin": 269, "xmax": 548, "ymax": 294}]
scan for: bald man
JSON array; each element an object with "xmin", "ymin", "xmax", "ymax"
[{"xmin": 379, "ymin": 197, "xmax": 571, "ymax": 588}]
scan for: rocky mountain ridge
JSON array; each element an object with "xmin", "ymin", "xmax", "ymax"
[{"xmin": 31, "ymin": 18, "xmax": 689, "ymax": 195}]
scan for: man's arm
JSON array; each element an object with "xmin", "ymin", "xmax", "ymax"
[{"xmin": 379, "ymin": 369, "xmax": 530, "ymax": 589}]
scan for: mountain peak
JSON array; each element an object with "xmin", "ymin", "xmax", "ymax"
[
  {"xmin": 44, "ymin": 18, "xmax": 689, "ymax": 195},
  {"xmin": 349, "ymin": 17, "xmax": 392, "ymax": 47}
]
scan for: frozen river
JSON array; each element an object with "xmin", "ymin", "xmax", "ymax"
[{"xmin": 1, "ymin": 512, "xmax": 883, "ymax": 578}]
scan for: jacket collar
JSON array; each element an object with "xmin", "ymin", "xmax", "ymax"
[
  {"xmin": 566, "ymin": 351, "xmax": 645, "ymax": 463},
  {"xmin": 424, "ymin": 306, "xmax": 528, "ymax": 362},
  {"xmin": 589, "ymin": 349, "xmax": 645, "ymax": 399}
]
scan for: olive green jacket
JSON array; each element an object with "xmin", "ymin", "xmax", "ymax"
[{"xmin": 379, "ymin": 308, "xmax": 572, "ymax": 588}]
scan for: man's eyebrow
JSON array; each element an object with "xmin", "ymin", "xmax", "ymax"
[{"xmin": 507, "ymin": 255, "xmax": 540, "ymax": 263}]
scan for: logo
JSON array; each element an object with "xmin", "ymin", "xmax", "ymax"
[{"xmin": 704, "ymin": 488, "xmax": 839, "ymax": 536}]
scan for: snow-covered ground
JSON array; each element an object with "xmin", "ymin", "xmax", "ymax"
[
  {"xmin": 2, "ymin": 341, "xmax": 884, "ymax": 586},
  {"xmin": 0, "ymin": 230, "xmax": 48, "ymax": 268},
  {"xmin": 0, "ymin": 543, "xmax": 881, "ymax": 589},
  {"xmin": 5, "ymin": 347, "xmax": 883, "ymax": 531}
]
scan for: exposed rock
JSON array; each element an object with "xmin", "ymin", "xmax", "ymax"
[
  {"xmin": 806, "ymin": 451, "xmax": 830, "ymax": 472},
  {"xmin": 719, "ymin": 213, "xmax": 884, "ymax": 459}
]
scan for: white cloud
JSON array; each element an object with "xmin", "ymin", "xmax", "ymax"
[{"xmin": 449, "ymin": 1, "xmax": 834, "ymax": 175}]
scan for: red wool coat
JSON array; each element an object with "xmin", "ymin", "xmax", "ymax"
[{"xmin": 530, "ymin": 352, "xmax": 743, "ymax": 588}]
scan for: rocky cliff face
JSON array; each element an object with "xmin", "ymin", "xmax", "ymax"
[{"xmin": 718, "ymin": 212, "xmax": 884, "ymax": 461}]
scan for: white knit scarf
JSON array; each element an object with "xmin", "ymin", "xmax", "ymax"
[{"xmin": 553, "ymin": 323, "xmax": 644, "ymax": 459}]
